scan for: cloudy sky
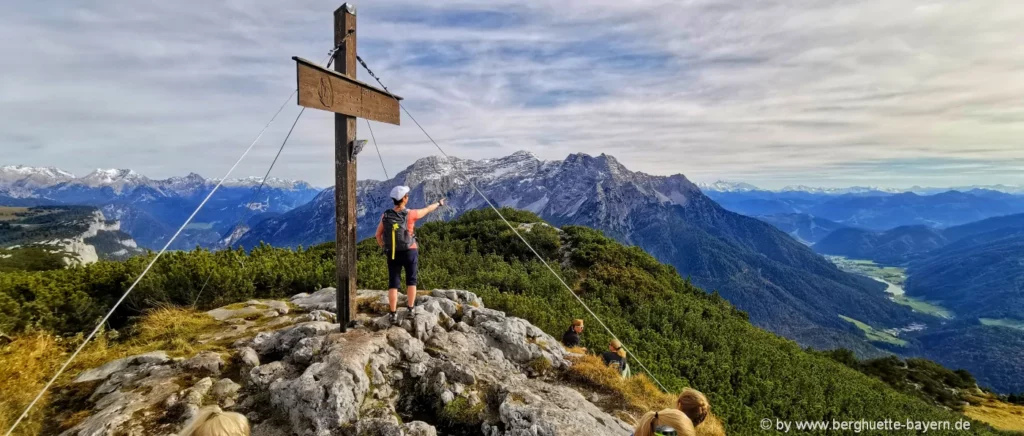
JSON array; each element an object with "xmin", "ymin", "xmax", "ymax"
[{"xmin": 2, "ymin": 0, "xmax": 1023, "ymax": 189}]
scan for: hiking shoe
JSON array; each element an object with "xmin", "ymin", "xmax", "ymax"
[
  {"xmin": 406, "ymin": 306, "xmax": 416, "ymax": 318},
  {"xmin": 388, "ymin": 311, "xmax": 398, "ymax": 324}
]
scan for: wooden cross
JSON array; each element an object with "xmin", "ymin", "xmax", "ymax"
[{"xmin": 292, "ymin": 3, "xmax": 402, "ymax": 331}]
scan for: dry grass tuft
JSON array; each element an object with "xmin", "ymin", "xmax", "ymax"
[
  {"xmin": 564, "ymin": 346, "xmax": 588, "ymax": 355},
  {"xmin": 566, "ymin": 353, "xmax": 675, "ymax": 415},
  {"xmin": 964, "ymin": 393, "xmax": 1024, "ymax": 432},
  {"xmin": 565, "ymin": 353, "xmax": 727, "ymax": 435},
  {"xmin": 697, "ymin": 413, "xmax": 727, "ymax": 436},
  {"xmin": 0, "ymin": 333, "xmax": 65, "ymax": 435},
  {"xmin": 0, "ymin": 308, "xmax": 222, "ymax": 435}
]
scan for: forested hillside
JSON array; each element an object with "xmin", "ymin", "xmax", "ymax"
[
  {"xmin": 0, "ymin": 209, "xmax": 1000, "ymax": 435},
  {"xmin": 814, "ymin": 225, "xmax": 949, "ymax": 264}
]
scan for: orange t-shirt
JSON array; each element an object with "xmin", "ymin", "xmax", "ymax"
[{"xmin": 375, "ymin": 208, "xmax": 422, "ymax": 250}]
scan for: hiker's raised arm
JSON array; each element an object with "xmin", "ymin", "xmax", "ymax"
[{"xmin": 417, "ymin": 198, "xmax": 446, "ymax": 216}]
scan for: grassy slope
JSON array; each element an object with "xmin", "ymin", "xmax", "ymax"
[
  {"xmin": 838, "ymin": 315, "xmax": 908, "ymax": 347},
  {"xmin": 0, "ymin": 209, "xmax": 1006, "ymax": 435},
  {"xmin": 965, "ymin": 394, "xmax": 1024, "ymax": 432}
]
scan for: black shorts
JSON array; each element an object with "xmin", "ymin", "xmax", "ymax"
[{"xmin": 386, "ymin": 249, "xmax": 418, "ymax": 289}]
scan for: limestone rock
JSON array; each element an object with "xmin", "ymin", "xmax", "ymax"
[
  {"xmin": 303, "ymin": 309, "xmax": 337, "ymax": 323},
  {"xmin": 253, "ymin": 321, "xmax": 337, "ymax": 356},
  {"xmin": 183, "ymin": 351, "xmax": 224, "ymax": 376},
  {"xmin": 291, "ymin": 335, "xmax": 325, "ymax": 365},
  {"xmin": 264, "ymin": 300, "xmax": 290, "ymax": 314},
  {"xmin": 236, "ymin": 346, "xmax": 260, "ymax": 370},
  {"xmin": 356, "ymin": 418, "xmax": 403, "ymax": 436},
  {"xmin": 73, "ymin": 351, "xmax": 170, "ymax": 383},
  {"xmin": 212, "ymin": 378, "xmax": 242, "ymax": 398},
  {"xmin": 291, "ymin": 287, "xmax": 338, "ymax": 312},
  {"xmin": 212, "ymin": 378, "xmax": 242, "ymax": 407},
  {"xmin": 403, "ymin": 421, "xmax": 437, "ymax": 436},
  {"xmin": 59, "ymin": 289, "xmax": 631, "ymax": 436},
  {"xmin": 250, "ymin": 361, "xmax": 294, "ymax": 390}
]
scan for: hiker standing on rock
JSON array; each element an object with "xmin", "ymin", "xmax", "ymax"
[{"xmin": 376, "ymin": 185, "xmax": 445, "ymax": 324}]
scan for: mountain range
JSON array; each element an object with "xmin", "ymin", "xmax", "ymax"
[
  {"xmin": 6, "ymin": 157, "xmax": 1022, "ymax": 392},
  {"xmin": 235, "ymin": 151, "xmax": 926, "ymax": 356},
  {"xmin": 813, "ymin": 213, "xmax": 1024, "ymax": 265},
  {"xmin": 703, "ymin": 185, "xmax": 1024, "ymax": 230},
  {"xmin": 699, "ymin": 180, "xmax": 1024, "ymax": 196},
  {"xmin": 755, "ymin": 213, "xmax": 848, "ymax": 244},
  {"xmin": 0, "ymin": 166, "xmax": 319, "ymax": 249}
]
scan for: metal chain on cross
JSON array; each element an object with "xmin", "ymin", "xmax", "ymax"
[
  {"xmin": 325, "ymin": 30, "xmax": 354, "ymax": 69},
  {"xmin": 356, "ymin": 55, "xmax": 392, "ymax": 95}
]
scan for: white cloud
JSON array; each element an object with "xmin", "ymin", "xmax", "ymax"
[{"xmin": 1, "ymin": 0, "xmax": 1023, "ymax": 189}]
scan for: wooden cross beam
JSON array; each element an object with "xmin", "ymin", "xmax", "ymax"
[{"xmin": 293, "ymin": 3, "xmax": 401, "ymax": 331}]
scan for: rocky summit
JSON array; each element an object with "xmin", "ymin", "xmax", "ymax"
[{"xmin": 59, "ymin": 288, "xmax": 632, "ymax": 436}]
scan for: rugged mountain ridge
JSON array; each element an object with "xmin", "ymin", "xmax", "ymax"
[
  {"xmin": 756, "ymin": 213, "xmax": 848, "ymax": 244},
  {"xmin": 813, "ymin": 212, "xmax": 1024, "ymax": 265},
  {"xmin": 0, "ymin": 167, "xmax": 320, "ymax": 250},
  {"xmin": 814, "ymin": 225, "xmax": 949, "ymax": 265},
  {"xmin": 0, "ymin": 206, "xmax": 143, "ymax": 266},
  {"xmin": 703, "ymin": 187, "xmax": 1024, "ymax": 230},
  {"xmin": 236, "ymin": 151, "xmax": 925, "ymax": 354}
]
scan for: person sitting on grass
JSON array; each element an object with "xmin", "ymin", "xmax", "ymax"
[
  {"xmin": 601, "ymin": 338, "xmax": 630, "ymax": 377},
  {"xmin": 561, "ymin": 319, "xmax": 584, "ymax": 348},
  {"xmin": 632, "ymin": 409, "xmax": 695, "ymax": 436},
  {"xmin": 178, "ymin": 406, "xmax": 249, "ymax": 436},
  {"xmin": 375, "ymin": 185, "xmax": 445, "ymax": 324}
]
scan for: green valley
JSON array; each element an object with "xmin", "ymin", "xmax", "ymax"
[{"xmin": 827, "ymin": 256, "xmax": 953, "ymax": 319}]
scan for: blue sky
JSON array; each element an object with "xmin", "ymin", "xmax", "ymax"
[{"xmin": 1, "ymin": 0, "xmax": 1023, "ymax": 189}]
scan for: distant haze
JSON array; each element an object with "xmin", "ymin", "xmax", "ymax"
[{"xmin": 2, "ymin": 1, "xmax": 1023, "ymax": 189}]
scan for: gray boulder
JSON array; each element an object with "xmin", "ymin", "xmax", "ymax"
[
  {"xmin": 236, "ymin": 346, "xmax": 260, "ymax": 370},
  {"xmin": 291, "ymin": 288, "xmax": 338, "ymax": 312},
  {"xmin": 183, "ymin": 351, "xmax": 224, "ymax": 376},
  {"xmin": 73, "ymin": 351, "xmax": 170, "ymax": 383},
  {"xmin": 250, "ymin": 361, "xmax": 294, "ymax": 390},
  {"xmin": 403, "ymin": 421, "xmax": 438, "ymax": 436}
]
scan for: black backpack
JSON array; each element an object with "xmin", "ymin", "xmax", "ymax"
[{"xmin": 382, "ymin": 209, "xmax": 414, "ymax": 258}]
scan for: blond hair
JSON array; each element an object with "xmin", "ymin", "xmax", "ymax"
[
  {"xmin": 572, "ymin": 319, "xmax": 584, "ymax": 328},
  {"xmin": 677, "ymin": 388, "xmax": 710, "ymax": 427},
  {"xmin": 609, "ymin": 339, "xmax": 626, "ymax": 358},
  {"xmin": 633, "ymin": 409, "xmax": 695, "ymax": 436},
  {"xmin": 178, "ymin": 406, "xmax": 250, "ymax": 436}
]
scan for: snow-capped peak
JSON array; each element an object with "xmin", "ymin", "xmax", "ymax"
[
  {"xmin": 780, "ymin": 185, "xmax": 902, "ymax": 195},
  {"xmin": 0, "ymin": 165, "xmax": 76, "ymax": 186},
  {"xmin": 219, "ymin": 176, "xmax": 311, "ymax": 190},
  {"xmin": 76, "ymin": 169, "xmax": 149, "ymax": 190},
  {"xmin": 697, "ymin": 181, "xmax": 760, "ymax": 192}
]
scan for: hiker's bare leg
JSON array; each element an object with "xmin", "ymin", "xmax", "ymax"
[
  {"xmin": 406, "ymin": 285, "xmax": 417, "ymax": 309},
  {"xmin": 389, "ymin": 288, "xmax": 399, "ymax": 312}
]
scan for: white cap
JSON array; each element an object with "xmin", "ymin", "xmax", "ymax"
[{"xmin": 390, "ymin": 185, "xmax": 410, "ymax": 200}]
